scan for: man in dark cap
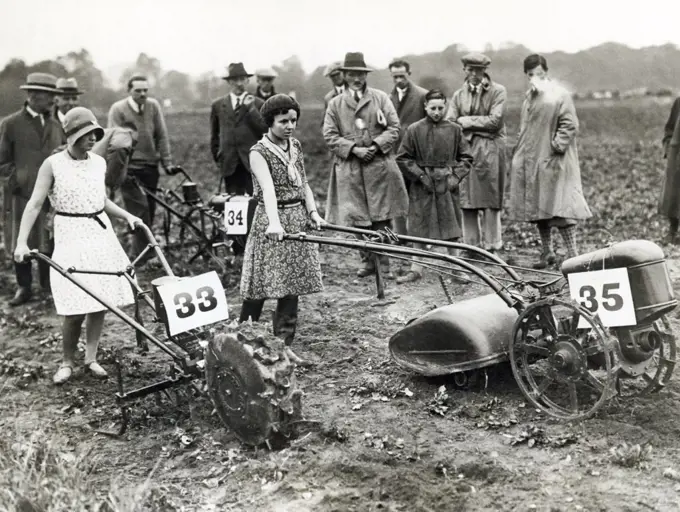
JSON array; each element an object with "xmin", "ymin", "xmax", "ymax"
[
  {"xmin": 0, "ymin": 73, "xmax": 65, "ymax": 305},
  {"xmin": 322, "ymin": 61, "xmax": 347, "ymax": 120},
  {"xmin": 254, "ymin": 68, "xmax": 278, "ymax": 101},
  {"xmin": 210, "ymin": 63, "xmax": 268, "ymax": 197},
  {"xmin": 323, "ymin": 52, "xmax": 408, "ymax": 278},
  {"xmin": 447, "ymin": 53, "xmax": 507, "ymax": 254}
]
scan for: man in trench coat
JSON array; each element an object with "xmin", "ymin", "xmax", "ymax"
[
  {"xmin": 0, "ymin": 73, "xmax": 65, "ymax": 305},
  {"xmin": 658, "ymin": 96, "xmax": 680, "ymax": 244},
  {"xmin": 447, "ymin": 53, "xmax": 507, "ymax": 253},
  {"xmin": 507, "ymin": 54, "xmax": 591, "ymax": 268},
  {"xmin": 323, "ymin": 52, "xmax": 408, "ymax": 278}
]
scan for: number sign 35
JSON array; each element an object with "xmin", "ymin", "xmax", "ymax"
[
  {"xmin": 224, "ymin": 201, "xmax": 249, "ymax": 235},
  {"xmin": 156, "ymin": 271, "xmax": 230, "ymax": 336},
  {"xmin": 567, "ymin": 268, "xmax": 636, "ymax": 328}
]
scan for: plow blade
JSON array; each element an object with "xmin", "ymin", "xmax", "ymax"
[{"xmin": 389, "ymin": 293, "xmax": 519, "ymax": 376}]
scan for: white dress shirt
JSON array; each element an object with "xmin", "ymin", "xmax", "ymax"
[
  {"xmin": 25, "ymin": 104, "xmax": 45, "ymax": 126},
  {"xmin": 230, "ymin": 92, "xmax": 248, "ymax": 109}
]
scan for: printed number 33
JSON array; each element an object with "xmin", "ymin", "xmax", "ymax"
[
  {"xmin": 578, "ymin": 283, "xmax": 623, "ymax": 313},
  {"xmin": 174, "ymin": 286, "xmax": 218, "ymax": 319}
]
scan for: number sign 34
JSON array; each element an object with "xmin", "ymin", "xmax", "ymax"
[
  {"xmin": 224, "ymin": 201, "xmax": 249, "ymax": 235},
  {"xmin": 567, "ymin": 268, "xmax": 636, "ymax": 328},
  {"xmin": 156, "ymin": 271, "xmax": 230, "ymax": 336}
]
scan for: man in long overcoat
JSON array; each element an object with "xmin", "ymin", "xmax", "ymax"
[
  {"xmin": 659, "ymin": 96, "xmax": 680, "ymax": 243},
  {"xmin": 210, "ymin": 62, "xmax": 267, "ymax": 196},
  {"xmin": 388, "ymin": 59, "xmax": 427, "ymax": 239},
  {"xmin": 0, "ymin": 73, "xmax": 65, "ymax": 305},
  {"xmin": 323, "ymin": 52, "xmax": 408, "ymax": 278},
  {"xmin": 507, "ymin": 54, "xmax": 591, "ymax": 268},
  {"xmin": 447, "ymin": 53, "xmax": 507, "ymax": 253}
]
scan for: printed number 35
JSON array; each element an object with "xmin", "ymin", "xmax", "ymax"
[
  {"xmin": 578, "ymin": 283, "xmax": 623, "ymax": 313},
  {"xmin": 173, "ymin": 286, "xmax": 218, "ymax": 319}
]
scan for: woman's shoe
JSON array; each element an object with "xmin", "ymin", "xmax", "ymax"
[
  {"xmin": 53, "ymin": 365, "xmax": 73, "ymax": 385},
  {"xmin": 85, "ymin": 361, "xmax": 108, "ymax": 379},
  {"xmin": 532, "ymin": 251, "xmax": 556, "ymax": 269}
]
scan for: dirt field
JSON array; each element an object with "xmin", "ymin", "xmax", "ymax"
[{"xmin": 2, "ymin": 97, "xmax": 680, "ymax": 512}]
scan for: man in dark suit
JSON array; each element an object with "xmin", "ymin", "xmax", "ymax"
[
  {"xmin": 388, "ymin": 59, "xmax": 428, "ymax": 240},
  {"xmin": 210, "ymin": 63, "xmax": 267, "ymax": 196},
  {"xmin": 0, "ymin": 73, "xmax": 65, "ymax": 305}
]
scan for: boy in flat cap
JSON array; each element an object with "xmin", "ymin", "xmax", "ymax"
[
  {"xmin": 447, "ymin": 53, "xmax": 507, "ymax": 254},
  {"xmin": 322, "ymin": 61, "xmax": 347, "ymax": 123}
]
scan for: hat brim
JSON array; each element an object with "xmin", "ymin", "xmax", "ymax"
[
  {"xmin": 20, "ymin": 85, "xmax": 58, "ymax": 93},
  {"xmin": 221, "ymin": 74, "xmax": 253, "ymax": 80},
  {"xmin": 59, "ymin": 90, "xmax": 85, "ymax": 96},
  {"xmin": 67, "ymin": 125, "xmax": 105, "ymax": 146},
  {"xmin": 462, "ymin": 62, "xmax": 490, "ymax": 68},
  {"xmin": 339, "ymin": 66, "xmax": 373, "ymax": 72}
]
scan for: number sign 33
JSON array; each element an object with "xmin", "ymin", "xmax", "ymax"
[
  {"xmin": 224, "ymin": 201, "xmax": 249, "ymax": 235},
  {"xmin": 567, "ymin": 268, "xmax": 636, "ymax": 328},
  {"xmin": 156, "ymin": 271, "xmax": 230, "ymax": 336}
]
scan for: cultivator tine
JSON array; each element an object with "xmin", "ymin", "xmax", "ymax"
[
  {"xmin": 134, "ymin": 297, "xmax": 149, "ymax": 353},
  {"xmin": 93, "ymin": 356, "xmax": 129, "ymax": 438},
  {"xmin": 372, "ymin": 253, "xmax": 385, "ymax": 299}
]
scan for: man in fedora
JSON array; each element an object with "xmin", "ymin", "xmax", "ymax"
[
  {"xmin": 108, "ymin": 75, "xmax": 174, "ymax": 260},
  {"xmin": 210, "ymin": 63, "xmax": 267, "ymax": 197},
  {"xmin": 254, "ymin": 67, "xmax": 278, "ymax": 101},
  {"xmin": 0, "ymin": 73, "xmax": 65, "ymax": 305},
  {"xmin": 323, "ymin": 52, "xmax": 408, "ymax": 278},
  {"xmin": 447, "ymin": 53, "xmax": 507, "ymax": 254},
  {"xmin": 54, "ymin": 77, "xmax": 84, "ymax": 125}
]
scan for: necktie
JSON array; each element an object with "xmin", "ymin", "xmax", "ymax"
[
  {"xmin": 138, "ymin": 103, "xmax": 144, "ymax": 115},
  {"xmin": 354, "ymin": 91, "xmax": 360, "ymax": 103},
  {"xmin": 235, "ymin": 97, "xmax": 241, "ymax": 109}
]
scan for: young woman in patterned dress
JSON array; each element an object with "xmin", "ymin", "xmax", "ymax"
[
  {"xmin": 239, "ymin": 94, "xmax": 324, "ymax": 357},
  {"xmin": 14, "ymin": 107, "xmax": 143, "ymax": 385}
]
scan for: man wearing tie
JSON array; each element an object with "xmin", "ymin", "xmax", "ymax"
[
  {"xmin": 210, "ymin": 62, "xmax": 267, "ymax": 197},
  {"xmin": 0, "ymin": 73, "xmax": 64, "ymax": 305},
  {"xmin": 447, "ymin": 53, "xmax": 508, "ymax": 254}
]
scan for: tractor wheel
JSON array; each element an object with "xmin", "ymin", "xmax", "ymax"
[{"xmin": 204, "ymin": 322, "xmax": 302, "ymax": 446}]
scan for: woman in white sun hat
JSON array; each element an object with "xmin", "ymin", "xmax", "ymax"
[{"xmin": 14, "ymin": 106, "xmax": 144, "ymax": 385}]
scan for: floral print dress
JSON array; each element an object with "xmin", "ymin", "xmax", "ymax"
[{"xmin": 239, "ymin": 136, "xmax": 323, "ymax": 300}]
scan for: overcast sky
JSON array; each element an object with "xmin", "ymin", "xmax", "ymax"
[{"xmin": 2, "ymin": 0, "xmax": 679, "ymax": 81}]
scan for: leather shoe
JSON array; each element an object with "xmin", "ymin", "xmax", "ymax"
[
  {"xmin": 357, "ymin": 267, "xmax": 376, "ymax": 278},
  {"xmin": 9, "ymin": 287, "xmax": 32, "ymax": 307},
  {"xmin": 397, "ymin": 271, "xmax": 422, "ymax": 284},
  {"xmin": 532, "ymin": 251, "xmax": 557, "ymax": 269}
]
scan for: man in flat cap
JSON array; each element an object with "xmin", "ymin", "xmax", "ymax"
[
  {"xmin": 323, "ymin": 52, "xmax": 408, "ymax": 279},
  {"xmin": 447, "ymin": 52, "xmax": 507, "ymax": 254},
  {"xmin": 210, "ymin": 63, "xmax": 267, "ymax": 200},
  {"xmin": 254, "ymin": 68, "xmax": 278, "ymax": 101},
  {"xmin": 322, "ymin": 61, "xmax": 347, "ymax": 117},
  {"xmin": 54, "ymin": 77, "xmax": 84, "ymax": 125},
  {"xmin": 0, "ymin": 73, "xmax": 65, "ymax": 305}
]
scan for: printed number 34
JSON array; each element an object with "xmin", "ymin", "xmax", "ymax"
[
  {"xmin": 227, "ymin": 209, "xmax": 244, "ymax": 226},
  {"xmin": 173, "ymin": 286, "xmax": 218, "ymax": 319},
  {"xmin": 578, "ymin": 283, "xmax": 624, "ymax": 314}
]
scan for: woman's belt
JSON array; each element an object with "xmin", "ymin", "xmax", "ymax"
[
  {"xmin": 257, "ymin": 199, "xmax": 303, "ymax": 210},
  {"xmin": 55, "ymin": 208, "xmax": 106, "ymax": 229}
]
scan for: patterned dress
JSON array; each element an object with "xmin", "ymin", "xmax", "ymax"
[
  {"xmin": 48, "ymin": 151, "xmax": 135, "ymax": 315},
  {"xmin": 240, "ymin": 137, "xmax": 323, "ymax": 300}
]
